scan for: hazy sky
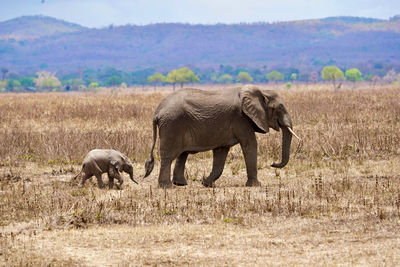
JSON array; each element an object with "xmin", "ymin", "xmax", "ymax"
[{"xmin": 1, "ymin": 0, "xmax": 400, "ymax": 28}]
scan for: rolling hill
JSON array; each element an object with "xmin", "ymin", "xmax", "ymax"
[
  {"xmin": 0, "ymin": 15, "xmax": 399, "ymax": 75},
  {"xmin": 0, "ymin": 15, "xmax": 87, "ymax": 40}
]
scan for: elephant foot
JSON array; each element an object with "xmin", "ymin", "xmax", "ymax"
[
  {"xmin": 115, "ymin": 183, "xmax": 122, "ymax": 190},
  {"xmin": 245, "ymin": 179, "xmax": 261, "ymax": 187},
  {"xmin": 173, "ymin": 181, "xmax": 187, "ymax": 186},
  {"xmin": 202, "ymin": 179, "xmax": 215, "ymax": 188},
  {"xmin": 158, "ymin": 180, "xmax": 173, "ymax": 189},
  {"xmin": 173, "ymin": 176, "xmax": 188, "ymax": 186},
  {"xmin": 115, "ymin": 180, "xmax": 123, "ymax": 190}
]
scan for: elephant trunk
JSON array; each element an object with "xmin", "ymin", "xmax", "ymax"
[
  {"xmin": 129, "ymin": 169, "xmax": 138, "ymax": 184},
  {"xmin": 271, "ymin": 126, "xmax": 292, "ymax": 168}
]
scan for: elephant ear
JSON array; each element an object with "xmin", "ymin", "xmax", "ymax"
[
  {"xmin": 111, "ymin": 159, "xmax": 123, "ymax": 172},
  {"xmin": 240, "ymin": 86, "xmax": 269, "ymax": 133}
]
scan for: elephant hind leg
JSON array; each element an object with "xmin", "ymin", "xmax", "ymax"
[
  {"xmin": 202, "ymin": 147, "xmax": 229, "ymax": 187},
  {"xmin": 159, "ymin": 157, "xmax": 173, "ymax": 188},
  {"xmin": 173, "ymin": 152, "xmax": 189, "ymax": 186},
  {"xmin": 79, "ymin": 172, "xmax": 92, "ymax": 188}
]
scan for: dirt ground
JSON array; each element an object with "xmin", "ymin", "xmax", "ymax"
[
  {"xmin": 4, "ymin": 216, "xmax": 400, "ymax": 266},
  {"xmin": 2, "ymin": 157, "xmax": 400, "ymax": 266}
]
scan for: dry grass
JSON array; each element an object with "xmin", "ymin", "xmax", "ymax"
[{"xmin": 1, "ymin": 84, "xmax": 400, "ymax": 265}]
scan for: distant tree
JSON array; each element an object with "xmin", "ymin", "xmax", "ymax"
[
  {"xmin": 248, "ymin": 68, "xmax": 263, "ymax": 82},
  {"xmin": 217, "ymin": 74, "xmax": 233, "ymax": 84},
  {"xmin": 290, "ymin": 73, "xmax": 297, "ymax": 81},
  {"xmin": 177, "ymin": 67, "xmax": 199, "ymax": 87},
  {"xmin": 309, "ymin": 71, "xmax": 319, "ymax": 83},
  {"xmin": 321, "ymin": 66, "xmax": 344, "ymax": 90},
  {"xmin": 383, "ymin": 69, "xmax": 397, "ymax": 84},
  {"xmin": 106, "ymin": 75, "xmax": 122, "ymax": 86},
  {"xmin": 363, "ymin": 73, "xmax": 375, "ymax": 81},
  {"xmin": 1, "ymin": 68, "xmax": 8, "ymax": 80},
  {"xmin": 89, "ymin": 82, "xmax": 99, "ymax": 89},
  {"xmin": 345, "ymin": 68, "xmax": 362, "ymax": 82},
  {"xmin": 266, "ymin": 70, "xmax": 284, "ymax": 82},
  {"xmin": 219, "ymin": 65, "xmax": 234, "ymax": 75},
  {"xmin": 130, "ymin": 68, "xmax": 155, "ymax": 85},
  {"xmin": 147, "ymin": 72, "xmax": 166, "ymax": 91},
  {"xmin": 166, "ymin": 67, "xmax": 199, "ymax": 90},
  {"xmin": 34, "ymin": 71, "xmax": 61, "ymax": 91},
  {"xmin": 236, "ymin": 72, "xmax": 253, "ymax": 83},
  {"xmin": 285, "ymin": 82, "xmax": 293, "ymax": 90},
  {"xmin": 64, "ymin": 79, "xmax": 85, "ymax": 90},
  {"xmin": 19, "ymin": 77, "xmax": 35, "ymax": 87},
  {"xmin": 97, "ymin": 67, "xmax": 122, "ymax": 86},
  {"xmin": 0, "ymin": 80, "xmax": 7, "ymax": 92},
  {"xmin": 165, "ymin": 69, "xmax": 180, "ymax": 91},
  {"xmin": 6, "ymin": 80, "xmax": 22, "ymax": 92},
  {"xmin": 209, "ymin": 73, "xmax": 218, "ymax": 83}
]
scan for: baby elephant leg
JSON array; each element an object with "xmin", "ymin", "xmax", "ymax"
[
  {"xmin": 115, "ymin": 173, "xmax": 123, "ymax": 190},
  {"xmin": 95, "ymin": 174, "xmax": 105, "ymax": 188},
  {"xmin": 88, "ymin": 161, "xmax": 105, "ymax": 189},
  {"xmin": 79, "ymin": 172, "xmax": 92, "ymax": 188},
  {"xmin": 108, "ymin": 167, "xmax": 123, "ymax": 190},
  {"xmin": 107, "ymin": 168, "xmax": 115, "ymax": 189},
  {"xmin": 108, "ymin": 175, "xmax": 115, "ymax": 189},
  {"xmin": 95, "ymin": 173, "xmax": 105, "ymax": 188}
]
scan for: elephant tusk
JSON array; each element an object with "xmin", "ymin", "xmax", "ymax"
[
  {"xmin": 287, "ymin": 127, "xmax": 301, "ymax": 141},
  {"xmin": 287, "ymin": 127, "xmax": 303, "ymax": 155}
]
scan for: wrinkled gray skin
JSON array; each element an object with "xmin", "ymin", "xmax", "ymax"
[
  {"xmin": 144, "ymin": 85, "xmax": 294, "ymax": 188},
  {"xmin": 73, "ymin": 149, "xmax": 138, "ymax": 189}
]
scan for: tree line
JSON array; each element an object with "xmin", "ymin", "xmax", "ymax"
[{"xmin": 0, "ymin": 65, "xmax": 399, "ymax": 92}]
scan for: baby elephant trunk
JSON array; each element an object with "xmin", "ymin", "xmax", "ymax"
[{"xmin": 128, "ymin": 168, "xmax": 138, "ymax": 184}]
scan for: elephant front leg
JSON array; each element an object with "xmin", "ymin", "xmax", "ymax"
[
  {"xmin": 107, "ymin": 173, "xmax": 115, "ymax": 189},
  {"xmin": 108, "ymin": 167, "xmax": 123, "ymax": 189},
  {"xmin": 202, "ymin": 147, "xmax": 229, "ymax": 187},
  {"xmin": 159, "ymin": 157, "xmax": 173, "ymax": 188},
  {"xmin": 173, "ymin": 152, "xmax": 188, "ymax": 186},
  {"xmin": 114, "ymin": 172, "xmax": 123, "ymax": 190},
  {"xmin": 240, "ymin": 138, "xmax": 261, "ymax": 187}
]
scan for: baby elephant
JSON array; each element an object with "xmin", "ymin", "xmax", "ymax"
[{"xmin": 73, "ymin": 149, "xmax": 138, "ymax": 189}]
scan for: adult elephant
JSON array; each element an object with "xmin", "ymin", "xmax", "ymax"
[{"xmin": 144, "ymin": 85, "xmax": 299, "ymax": 188}]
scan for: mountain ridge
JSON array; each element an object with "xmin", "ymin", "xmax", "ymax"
[{"xmin": 1, "ymin": 15, "xmax": 399, "ymax": 75}]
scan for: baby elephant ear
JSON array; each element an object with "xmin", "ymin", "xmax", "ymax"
[
  {"xmin": 240, "ymin": 86, "xmax": 269, "ymax": 133},
  {"xmin": 111, "ymin": 159, "xmax": 123, "ymax": 172}
]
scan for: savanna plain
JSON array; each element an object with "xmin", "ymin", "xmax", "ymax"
[{"xmin": 1, "ymin": 84, "xmax": 400, "ymax": 266}]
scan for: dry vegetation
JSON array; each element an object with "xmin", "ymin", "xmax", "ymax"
[{"xmin": 1, "ymin": 84, "xmax": 400, "ymax": 266}]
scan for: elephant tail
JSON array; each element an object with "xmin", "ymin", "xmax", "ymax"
[{"xmin": 143, "ymin": 118, "xmax": 158, "ymax": 178}]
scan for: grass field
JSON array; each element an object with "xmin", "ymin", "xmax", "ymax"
[{"xmin": 1, "ymin": 84, "xmax": 400, "ymax": 266}]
